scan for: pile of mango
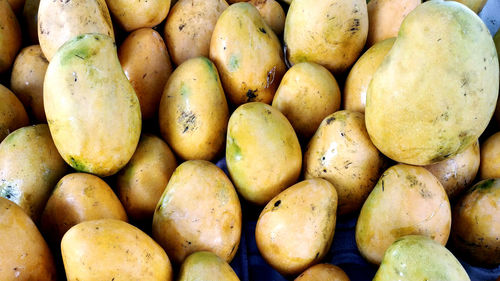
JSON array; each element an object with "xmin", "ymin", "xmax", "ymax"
[{"xmin": 0, "ymin": 0, "xmax": 499, "ymax": 280}]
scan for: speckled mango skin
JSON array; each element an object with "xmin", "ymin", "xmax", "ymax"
[
  {"xmin": 0, "ymin": 197, "xmax": 57, "ymax": 281},
  {"xmin": 61, "ymin": 219, "xmax": 173, "ymax": 281},
  {"xmin": 451, "ymin": 179, "xmax": 500, "ymax": 266},
  {"xmin": 44, "ymin": 34, "xmax": 141, "ymax": 177},
  {"xmin": 373, "ymin": 235, "xmax": 470, "ymax": 281},
  {"xmin": 41, "ymin": 173, "xmax": 128, "ymax": 245},
  {"xmin": 255, "ymin": 179, "xmax": 337, "ymax": 275},
  {"xmin": 272, "ymin": 62, "xmax": 341, "ymax": 139},
  {"xmin": 304, "ymin": 110, "xmax": 386, "ymax": 215},
  {"xmin": 152, "ymin": 160, "xmax": 242, "ymax": 265},
  {"xmin": 159, "ymin": 57, "xmax": 228, "ymax": 161},
  {"xmin": 0, "ymin": 124, "xmax": 67, "ymax": 222},
  {"xmin": 226, "ymin": 102, "xmax": 302, "ymax": 205},
  {"xmin": 178, "ymin": 251, "xmax": 240, "ymax": 281},
  {"xmin": 284, "ymin": 0, "xmax": 368, "ymax": 74},
  {"xmin": 37, "ymin": 0, "xmax": 114, "ymax": 61},
  {"xmin": 355, "ymin": 164, "xmax": 451, "ymax": 265},
  {"xmin": 164, "ymin": 0, "xmax": 228, "ymax": 66},
  {"xmin": 0, "ymin": 84, "xmax": 29, "ymax": 142},
  {"xmin": 210, "ymin": 2, "xmax": 286, "ymax": 105},
  {"xmin": 365, "ymin": 1, "xmax": 499, "ymax": 166}
]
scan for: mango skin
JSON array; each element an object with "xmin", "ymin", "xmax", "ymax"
[
  {"xmin": 210, "ymin": 2, "xmax": 286, "ymax": 105},
  {"xmin": 366, "ymin": 0, "xmax": 420, "ymax": 47},
  {"xmin": 480, "ymin": 132, "xmax": 500, "ymax": 179},
  {"xmin": 446, "ymin": 0, "xmax": 487, "ymax": 13},
  {"xmin": 0, "ymin": 198, "xmax": 57, "ymax": 281},
  {"xmin": 256, "ymin": 179, "xmax": 337, "ymax": 276},
  {"xmin": 178, "ymin": 251, "xmax": 240, "ymax": 281},
  {"xmin": 41, "ymin": 173, "xmax": 128, "ymax": 245},
  {"xmin": 272, "ymin": 62, "xmax": 341, "ymax": 139},
  {"xmin": 451, "ymin": 179, "xmax": 500, "ymax": 266},
  {"xmin": 118, "ymin": 28, "xmax": 173, "ymax": 120},
  {"xmin": 61, "ymin": 219, "xmax": 173, "ymax": 281},
  {"xmin": 0, "ymin": 124, "xmax": 67, "ymax": 222},
  {"xmin": 284, "ymin": 0, "xmax": 368, "ymax": 74},
  {"xmin": 44, "ymin": 34, "xmax": 141, "ymax": 177},
  {"xmin": 373, "ymin": 235, "xmax": 470, "ymax": 281},
  {"xmin": 37, "ymin": 0, "xmax": 114, "ymax": 61},
  {"xmin": 106, "ymin": 0, "xmax": 170, "ymax": 32},
  {"xmin": 304, "ymin": 110, "xmax": 386, "ymax": 215},
  {"xmin": 355, "ymin": 164, "xmax": 451, "ymax": 265},
  {"xmin": 344, "ymin": 38, "xmax": 395, "ymax": 113},
  {"xmin": 226, "ymin": 102, "xmax": 302, "ymax": 205},
  {"xmin": 0, "ymin": 0, "xmax": 21, "ymax": 73},
  {"xmin": 10, "ymin": 45, "xmax": 48, "ymax": 122},
  {"xmin": 159, "ymin": 57, "xmax": 228, "ymax": 161},
  {"xmin": 424, "ymin": 140, "xmax": 479, "ymax": 199},
  {"xmin": 0, "ymin": 84, "xmax": 29, "ymax": 142},
  {"xmin": 116, "ymin": 134, "xmax": 177, "ymax": 222},
  {"xmin": 153, "ymin": 160, "xmax": 242, "ymax": 264},
  {"xmin": 164, "ymin": 0, "xmax": 228, "ymax": 66},
  {"xmin": 365, "ymin": 1, "xmax": 499, "ymax": 166},
  {"xmin": 295, "ymin": 264, "xmax": 350, "ymax": 281}
]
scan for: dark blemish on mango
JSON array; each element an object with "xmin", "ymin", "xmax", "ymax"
[
  {"xmin": 344, "ymin": 160, "xmax": 352, "ymax": 169},
  {"xmin": 259, "ymin": 27, "xmax": 267, "ymax": 34},
  {"xmin": 326, "ymin": 116, "xmax": 335, "ymax": 124},
  {"xmin": 470, "ymin": 179, "xmax": 495, "ymax": 193},
  {"xmin": 266, "ymin": 67, "xmax": 276, "ymax": 88},
  {"xmin": 69, "ymin": 156, "xmax": 87, "ymax": 171},
  {"xmin": 274, "ymin": 200, "xmax": 281, "ymax": 207},
  {"xmin": 0, "ymin": 183, "xmax": 16, "ymax": 200},
  {"xmin": 349, "ymin": 19, "xmax": 360, "ymax": 33},
  {"xmin": 323, "ymin": 169, "xmax": 327, "ymax": 173},
  {"xmin": 406, "ymin": 174, "xmax": 420, "ymax": 187},
  {"xmin": 246, "ymin": 89, "xmax": 257, "ymax": 102},
  {"xmin": 315, "ymin": 252, "xmax": 319, "ymax": 259},
  {"xmin": 381, "ymin": 180, "xmax": 385, "ymax": 192},
  {"xmin": 419, "ymin": 188, "xmax": 432, "ymax": 198},
  {"xmin": 179, "ymin": 23, "xmax": 186, "ymax": 31},
  {"xmin": 178, "ymin": 111, "xmax": 196, "ymax": 134}
]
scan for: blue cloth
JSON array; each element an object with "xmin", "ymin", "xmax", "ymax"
[{"xmin": 219, "ymin": 1, "xmax": 500, "ymax": 280}]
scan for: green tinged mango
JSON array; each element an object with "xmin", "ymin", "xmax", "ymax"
[
  {"xmin": 226, "ymin": 102, "xmax": 301, "ymax": 205},
  {"xmin": 365, "ymin": 0, "xmax": 499, "ymax": 165},
  {"xmin": 44, "ymin": 33, "xmax": 141, "ymax": 177},
  {"xmin": 373, "ymin": 235, "xmax": 470, "ymax": 281}
]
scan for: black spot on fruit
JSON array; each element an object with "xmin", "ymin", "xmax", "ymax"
[
  {"xmin": 326, "ymin": 116, "xmax": 335, "ymax": 124},
  {"xmin": 246, "ymin": 89, "xmax": 257, "ymax": 102},
  {"xmin": 259, "ymin": 27, "xmax": 267, "ymax": 34},
  {"xmin": 178, "ymin": 111, "xmax": 197, "ymax": 134},
  {"xmin": 274, "ymin": 200, "xmax": 281, "ymax": 207},
  {"xmin": 179, "ymin": 23, "xmax": 186, "ymax": 31}
]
